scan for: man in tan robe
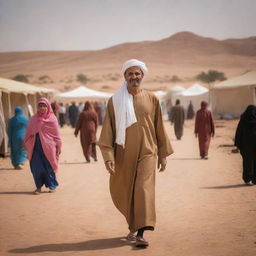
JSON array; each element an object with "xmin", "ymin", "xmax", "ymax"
[
  {"xmin": 98, "ymin": 59, "xmax": 173, "ymax": 247},
  {"xmin": 170, "ymin": 99, "xmax": 185, "ymax": 140}
]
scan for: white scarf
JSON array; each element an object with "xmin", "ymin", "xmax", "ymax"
[
  {"xmin": 112, "ymin": 81, "xmax": 137, "ymax": 147},
  {"xmin": 112, "ymin": 59, "xmax": 148, "ymax": 147}
]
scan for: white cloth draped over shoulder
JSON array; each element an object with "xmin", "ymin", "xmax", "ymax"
[{"xmin": 112, "ymin": 59, "xmax": 148, "ymax": 147}]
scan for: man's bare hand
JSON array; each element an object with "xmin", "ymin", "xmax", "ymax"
[
  {"xmin": 105, "ymin": 161, "xmax": 115, "ymax": 175},
  {"xmin": 158, "ymin": 157, "xmax": 167, "ymax": 172}
]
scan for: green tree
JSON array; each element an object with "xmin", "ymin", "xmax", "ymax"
[
  {"xmin": 77, "ymin": 73, "xmax": 88, "ymax": 84},
  {"xmin": 196, "ymin": 70, "xmax": 226, "ymax": 84},
  {"xmin": 12, "ymin": 74, "xmax": 29, "ymax": 83},
  {"xmin": 170, "ymin": 75, "xmax": 181, "ymax": 82}
]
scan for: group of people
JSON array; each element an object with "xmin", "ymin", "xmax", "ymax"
[
  {"xmin": 170, "ymin": 99, "xmax": 214, "ymax": 159},
  {"xmin": 51, "ymin": 101, "xmax": 106, "ymax": 128},
  {"xmin": 6, "ymin": 59, "xmax": 256, "ymax": 248}
]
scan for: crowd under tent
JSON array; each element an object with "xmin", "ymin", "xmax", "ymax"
[
  {"xmin": 0, "ymin": 77, "xmax": 55, "ymax": 156},
  {"xmin": 171, "ymin": 83, "xmax": 209, "ymax": 111},
  {"xmin": 55, "ymin": 86, "xmax": 113, "ymax": 101},
  {"xmin": 164, "ymin": 85, "xmax": 186, "ymax": 114},
  {"xmin": 211, "ymin": 71, "xmax": 256, "ymax": 118}
]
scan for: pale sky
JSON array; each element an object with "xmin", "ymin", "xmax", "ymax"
[{"xmin": 0, "ymin": 0, "xmax": 255, "ymax": 52}]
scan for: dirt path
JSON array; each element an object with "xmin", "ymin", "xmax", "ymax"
[{"xmin": 0, "ymin": 120, "xmax": 256, "ymax": 256}]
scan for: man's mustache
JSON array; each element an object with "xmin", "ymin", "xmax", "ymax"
[{"xmin": 129, "ymin": 79, "xmax": 140, "ymax": 83}]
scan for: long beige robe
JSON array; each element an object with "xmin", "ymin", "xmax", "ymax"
[{"xmin": 98, "ymin": 90, "xmax": 173, "ymax": 232}]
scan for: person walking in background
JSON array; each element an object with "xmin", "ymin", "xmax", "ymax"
[
  {"xmin": 8, "ymin": 106, "xmax": 28, "ymax": 170},
  {"xmin": 65, "ymin": 103, "xmax": 70, "ymax": 126},
  {"xmin": 194, "ymin": 101, "xmax": 214, "ymax": 159},
  {"xmin": 98, "ymin": 59, "xmax": 173, "ymax": 247},
  {"xmin": 58, "ymin": 102, "xmax": 66, "ymax": 127},
  {"xmin": 170, "ymin": 99, "xmax": 185, "ymax": 140},
  {"xmin": 187, "ymin": 100, "xmax": 195, "ymax": 120},
  {"xmin": 74, "ymin": 101, "xmax": 98, "ymax": 163},
  {"xmin": 68, "ymin": 102, "xmax": 79, "ymax": 128},
  {"xmin": 51, "ymin": 101, "xmax": 59, "ymax": 117},
  {"xmin": 235, "ymin": 105, "xmax": 256, "ymax": 185},
  {"xmin": 24, "ymin": 98, "xmax": 62, "ymax": 194},
  {"xmin": 78, "ymin": 102, "xmax": 84, "ymax": 115}
]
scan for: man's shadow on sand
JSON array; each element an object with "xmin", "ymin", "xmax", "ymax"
[
  {"xmin": 201, "ymin": 184, "xmax": 249, "ymax": 189},
  {"xmin": 8, "ymin": 237, "xmax": 142, "ymax": 253},
  {"xmin": 0, "ymin": 191, "xmax": 33, "ymax": 195}
]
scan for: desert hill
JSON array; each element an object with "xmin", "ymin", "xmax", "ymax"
[{"xmin": 0, "ymin": 31, "xmax": 256, "ymax": 91}]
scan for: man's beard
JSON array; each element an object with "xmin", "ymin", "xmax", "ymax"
[{"xmin": 128, "ymin": 79, "xmax": 141, "ymax": 87}]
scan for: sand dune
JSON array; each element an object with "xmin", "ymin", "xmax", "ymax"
[{"xmin": 0, "ymin": 32, "xmax": 256, "ymax": 91}]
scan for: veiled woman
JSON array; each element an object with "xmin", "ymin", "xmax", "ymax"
[
  {"xmin": 24, "ymin": 98, "xmax": 62, "ymax": 194},
  {"xmin": 74, "ymin": 101, "xmax": 98, "ymax": 163},
  {"xmin": 8, "ymin": 106, "xmax": 28, "ymax": 169},
  {"xmin": 235, "ymin": 105, "xmax": 256, "ymax": 185}
]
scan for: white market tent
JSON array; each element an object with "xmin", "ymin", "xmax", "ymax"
[
  {"xmin": 153, "ymin": 90, "xmax": 167, "ymax": 99},
  {"xmin": 172, "ymin": 83, "xmax": 209, "ymax": 111},
  {"xmin": 181, "ymin": 83, "xmax": 208, "ymax": 96},
  {"xmin": 55, "ymin": 86, "xmax": 113, "ymax": 100},
  {"xmin": 211, "ymin": 71, "xmax": 256, "ymax": 118},
  {"xmin": 0, "ymin": 77, "xmax": 55, "ymax": 156},
  {"xmin": 165, "ymin": 85, "xmax": 185, "ymax": 111},
  {"xmin": 169, "ymin": 85, "xmax": 186, "ymax": 95}
]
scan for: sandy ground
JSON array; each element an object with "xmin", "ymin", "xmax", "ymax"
[{"xmin": 0, "ymin": 120, "xmax": 256, "ymax": 256}]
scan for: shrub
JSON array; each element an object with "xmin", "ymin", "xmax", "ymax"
[
  {"xmin": 12, "ymin": 74, "xmax": 29, "ymax": 83},
  {"xmin": 170, "ymin": 75, "xmax": 181, "ymax": 82},
  {"xmin": 77, "ymin": 73, "xmax": 88, "ymax": 84}
]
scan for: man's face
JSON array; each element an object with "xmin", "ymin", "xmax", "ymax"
[{"xmin": 124, "ymin": 66, "xmax": 144, "ymax": 88}]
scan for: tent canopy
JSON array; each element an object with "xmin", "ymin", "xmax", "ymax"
[
  {"xmin": 169, "ymin": 85, "xmax": 185, "ymax": 94},
  {"xmin": 55, "ymin": 86, "xmax": 113, "ymax": 99},
  {"xmin": 0, "ymin": 77, "xmax": 55, "ymax": 94},
  {"xmin": 213, "ymin": 71, "xmax": 256, "ymax": 90},
  {"xmin": 153, "ymin": 90, "xmax": 167, "ymax": 98},
  {"xmin": 181, "ymin": 83, "xmax": 208, "ymax": 96},
  {"xmin": 211, "ymin": 71, "xmax": 256, "ymax": 118}
]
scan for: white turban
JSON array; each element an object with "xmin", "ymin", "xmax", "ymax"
[
  {"xmin": 121, "ymin": 59, "xmax": 148, "ymax": 75},
  {"xmin": 112, "ymin": 59, "xmax": 148, "ymax": 147}
]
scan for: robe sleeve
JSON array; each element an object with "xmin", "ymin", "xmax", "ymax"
[
  {"xmin": 74, "ymin": 113, "xmax": 82, "ymax": 136},
  {"xmin": 234, "ymin": 120, "xmax": 242, "ymax": 149},
  {"xmin": 97, "ymin": 99, "xmax": 116, "ymax": 163},
  {"xmin": 94, "ymin": 111, "xmax": 98, "ymax": 131},
  {"xmin": 209, "ymin": 112, "xmax": 215, "ymax": 135},
  {"xmin": 194, "ymin": 111, "xmax": 199, "ymax": 134},
  {"xmin": 169, "ymin": 107, "xmax": 175, "ymax": 123},
  {"xmin": 7, "ymin": 119, "xmax": 13, "ymax": 148},
  {"xmin": 154, "ymin": 98, "xmax": 174, "ymax": 158}
]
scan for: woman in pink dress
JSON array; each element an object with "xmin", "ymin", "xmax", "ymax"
[{"xmin": 24, "ymin": 98, "xmax": 62, "ymax": 194}]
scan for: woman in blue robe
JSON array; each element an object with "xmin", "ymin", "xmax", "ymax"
[{"xmin": 8, "ymin": 106, "xmax": 28, "ymax": 169}]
